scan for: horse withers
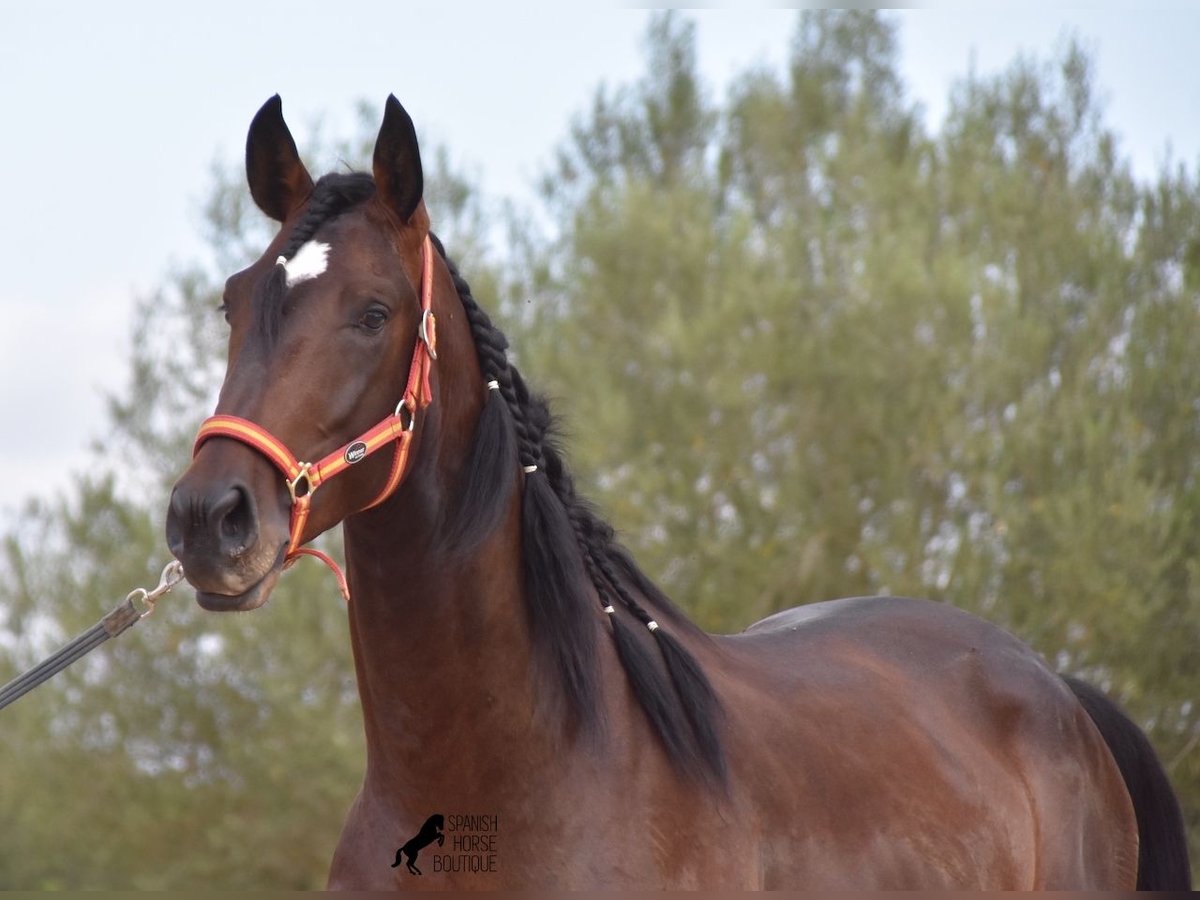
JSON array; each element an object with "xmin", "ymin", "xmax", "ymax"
[{"xmin": 164, "ymin": 94, "xmax": 1191, "ymax": 890}]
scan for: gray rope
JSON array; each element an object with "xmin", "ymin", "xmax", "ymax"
[
  {"xmin": 0, "ymin": 560, "xmax": 183, "ymax": 713},
  {"xmin": 0, "ymin": 599, "xmax": 140, "ymax": 711}
]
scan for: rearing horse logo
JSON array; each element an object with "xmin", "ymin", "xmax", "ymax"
[{"xmin": 391, "ymin": 814, "xmax": 445, "ymax": 875}]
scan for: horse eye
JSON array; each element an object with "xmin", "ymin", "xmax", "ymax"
[
  {"xmin": 358, "ymin": 306, "xmax": 388, "ymax": 333},
  {"xmin": 217, "ymin": 302, "xmax": 230, "ymax": 324}
]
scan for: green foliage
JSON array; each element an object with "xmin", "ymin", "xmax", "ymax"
[{"xmin": 1, "ymin": 10, "xmax": 1197, "ymax": 884}]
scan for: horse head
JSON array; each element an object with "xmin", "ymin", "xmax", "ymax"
[{"xmin": 165, "ymin": 95, "xmax": 477, "ymax": 610}]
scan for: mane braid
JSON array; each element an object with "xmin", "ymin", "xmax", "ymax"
[
  {"xmin": 430, "ymin": 237, "xmax": 726, "ymax": 784},
  {"xmin": 573, "ymin": 510, "xmax": 715, "ymax": 782},
  {"xmin": 427, "ymin": 238, "xmax": 518, "ymax": 558}
]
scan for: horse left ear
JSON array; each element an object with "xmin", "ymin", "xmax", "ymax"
[{"xmin": 373, "ymin": 95, "xmax": 424, "ymax": 224}]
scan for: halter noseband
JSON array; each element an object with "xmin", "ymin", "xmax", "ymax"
[{"xmin": 191, "ymin": 235, "xmax": 438, "ymax": 601}]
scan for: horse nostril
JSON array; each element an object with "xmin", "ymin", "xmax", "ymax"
[
  {"xmin": 167, "ymin": 480, "xmax": 261, "ymax": 563},
  {"xmin": 212, "ymin": 485, "xmax": 258, "ymax": 559},
  {"xmin": 165, "ymin": 487, "xmax": 187, "ymax": 556}
]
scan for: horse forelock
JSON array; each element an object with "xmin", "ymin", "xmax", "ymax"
[{"xmin": 251, "ymin": 172, "xmax": 378, "ymax": 350}]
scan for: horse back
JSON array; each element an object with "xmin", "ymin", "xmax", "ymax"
[{"xmin": 707, "ymin": 596, "xmax": 1137, "ymax": 888}]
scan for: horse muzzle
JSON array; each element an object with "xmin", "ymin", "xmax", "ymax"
[{"xmin": 166, "ymin": 443, "xmax": 291, "ymax": 610}]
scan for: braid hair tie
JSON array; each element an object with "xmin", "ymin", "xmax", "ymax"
[
  {"xmin": 523, "ymin": 464, "xmax": 538, "ymax": 474},
  {"xmin": 486, "ymin": 380, "xmax": 500, "ymax": 391},
  {"xmin": 603, "ymin": 605, "xmax": 615, "ymax": 615},
  {"xmin": 647, "ymin": 620, "xmax": 660, "ymax": 632},
  {"xmin": 275, "ymin": 255, "xmax": 287, "ymax": 267}
]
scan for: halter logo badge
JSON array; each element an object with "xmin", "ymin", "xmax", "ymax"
[
  {"xmin": 391, "ymin": 812, "xmax": 500, "ymax": 876},
  {"xmin": 344, "ymin": 441, "xmax": 368, "ymax": 465}
]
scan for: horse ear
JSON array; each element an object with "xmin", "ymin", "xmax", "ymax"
[
  {"xmin": 245, "ymin": 95, "xmax": 314, "ymax": 222},
  {"xmin": 372, "ymin": 95, "xmax": 424, "ymax": 224}
]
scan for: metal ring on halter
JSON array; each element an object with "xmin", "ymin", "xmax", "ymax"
[
  {"xmin": 419, "ymin": 309, "xmax": 437, "ymax": 360},
  {"xmin": 287, "ymin": 463, "xmax": 315, "ymax": 501},
  {"xmin": 394, "ymin": 398, "xmax": 416, "ymax": 432}
]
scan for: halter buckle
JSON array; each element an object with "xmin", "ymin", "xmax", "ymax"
[{"xmin": 287, "ymin": 463, "xmax": 315, "ymax": 502}]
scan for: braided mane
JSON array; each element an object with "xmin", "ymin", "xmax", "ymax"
[{"xmin": 272, "ymin": 174, "xmax": 725, "ymax": 784}]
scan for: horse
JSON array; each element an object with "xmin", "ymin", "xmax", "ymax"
[
  {"xmin": 164, "ymin": 94, "xmax": 1191, "ymax": 890},
  {"xmin": 391, "ymin": 814, "xmax": 445, "ymax": 875}
]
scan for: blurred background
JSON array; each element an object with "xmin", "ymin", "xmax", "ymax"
[{"xmin": 2, "ymin": 6, "xmax": 1198, "ymax": 888}]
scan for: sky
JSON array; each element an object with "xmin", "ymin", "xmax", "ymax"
[{"xmin": 1, "ymin": 5, "xmax": 1198, "ymax": 523}]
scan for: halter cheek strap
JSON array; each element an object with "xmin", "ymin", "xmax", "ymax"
[{"xmin": 191, "ymin": 235, "xmax": 437, "ymax": 601}]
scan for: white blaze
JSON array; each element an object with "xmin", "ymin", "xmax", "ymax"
[{"xmin": 283, "ymin": 241, "xmax": 330, "ymax": 287}]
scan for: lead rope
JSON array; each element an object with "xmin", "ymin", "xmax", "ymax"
[{"xmin": 0, "ymin": 560, "xmax": 185, "ymax": 712}]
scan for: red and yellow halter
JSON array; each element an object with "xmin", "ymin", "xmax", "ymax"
[{"xmin": 191, "ymin": 235, "xmax": 437, "ymax": 601}]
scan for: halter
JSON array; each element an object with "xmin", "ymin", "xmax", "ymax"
[{"xmin": 192, "ymin": 235, "xmax": 438, "ymax": 601}]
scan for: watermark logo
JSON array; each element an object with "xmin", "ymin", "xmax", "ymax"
[
  {"xmin": 392, "ymin": 813, "xmax": 500, "ymax": 876},
  {"xmin": 391, "ymin": 814, "xmax": 445, "ymax": 875}
]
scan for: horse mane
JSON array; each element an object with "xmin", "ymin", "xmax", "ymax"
[
  {"xmin": 432, "ymin": 238, "xmax": 726, "ymax": 786},
  {"xmin": 268, "ymin": 173, "xmax": 726, "ymax": 785}
]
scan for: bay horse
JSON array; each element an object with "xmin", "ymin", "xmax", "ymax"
[{"xmin": 165, "ymin": 95, "xmax": 1191, "ymax": 890}]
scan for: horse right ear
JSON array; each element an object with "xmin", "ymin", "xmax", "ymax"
[{"xmin": 245, "ymin": 95, "xmax": 314, "ymax": 222}]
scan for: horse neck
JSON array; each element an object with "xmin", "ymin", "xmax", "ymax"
[
  {"xmin": 341, "ymin": 486, "xmax": 540, "ymax": 782},
  {"xmin": 336, "ymin": 269, "xmax": 554, "ymax": 795}
]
